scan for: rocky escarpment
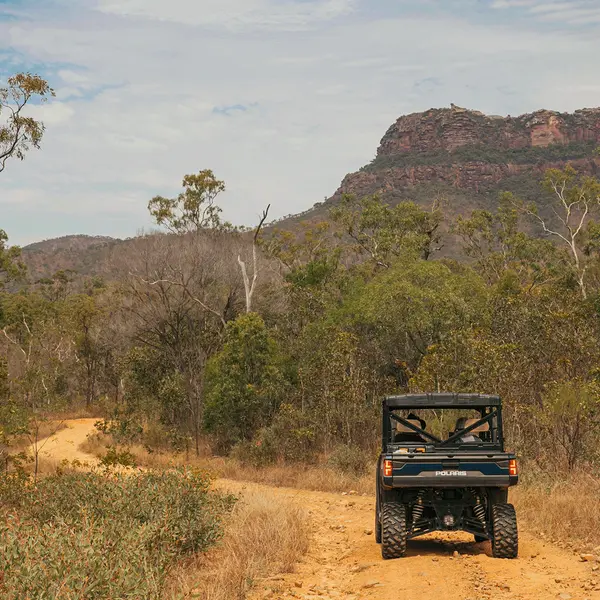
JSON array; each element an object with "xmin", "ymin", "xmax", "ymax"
[
  {"xmin": 378, "ymin": 105, "xmax": 600, "ymax": 155},
  {"xmin": 330, "ymin": 105, "xmax": 600, "ymax": 211}
]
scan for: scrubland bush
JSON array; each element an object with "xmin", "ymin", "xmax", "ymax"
[
  {"xmin": 230, "ymin": 404, "xmax": 317, "ymax": 467},
  {"xmin": 327, "ymin": 444, "xmax": 369, "ymax": 476},
  {"xmin": 99, "ymin": 445, "xmax": 137, "ymax": 467},
  {"xmin": 0, "ymin": 468, "xmax": 235, "ymax": 599}
]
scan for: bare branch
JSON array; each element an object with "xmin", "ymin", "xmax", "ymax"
[
  {"xmin": 141, "ymin": 277, "xmax": 227, "ymax": 328},
  {"xmin": 254, "ymin": 205, "xmax": 271, "ymax": 244},
  {"xmin": 1, "ymin": 328, "xmax": 27, "ymax": 357}
]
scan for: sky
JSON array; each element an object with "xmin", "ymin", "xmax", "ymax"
[{"xmin": 1, "ymin": 0, "xmax": 600, "ymax": 245}]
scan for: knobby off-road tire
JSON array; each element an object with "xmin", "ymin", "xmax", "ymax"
[
  {"xmin": 381, "ymin": 502, "xmax": 407, "ymax": 559},
  {"xmin": 491, "ymin": 503, "xmax": 518, "ymax": 559},
  {"xmin": 375, "ymin": 480, "xmax": 382, "ymax": 543},
  {"xmin": 375, "ymin": 510, "xmax": 382, "ymax": 543}
]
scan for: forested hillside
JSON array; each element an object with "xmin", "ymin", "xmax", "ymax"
[
  {"xmin": 278, "ymin": 106, "xmax": 600, "ymax": 242},
  {"xmin": 22, "ymin": 105, "xmax": 600, "ymax": 281},
  {"xmin": 4, "ymin": 162, "xmax": 600, "ymax": 473},
  {"xmin": 21, "ymin": 235, "xmax": 121, "ymax": 281}
]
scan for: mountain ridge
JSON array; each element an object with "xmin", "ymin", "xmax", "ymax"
[{"xmin": 18, "ymin": 105, "xmax": 600, "ymax": 278}]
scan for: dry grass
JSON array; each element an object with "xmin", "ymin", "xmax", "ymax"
[
  {"xmin": 513, "ymin": 472, "xmax": 600, "ymax": 551},
  {"xmin": 81, "ymin": 432, "xmax": 374, "ymax": 495},
  {"xmin": 213, "ymin": 459, "xmax": 374, "ymax": 496},
  {"xmin": 166, "ymin": 490, "xmax": 309, "ymax": 600}
]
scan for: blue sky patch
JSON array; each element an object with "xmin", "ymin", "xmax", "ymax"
[{"xmin": 213, "ymin": 103, "xmax": 258, "ymax": 116}]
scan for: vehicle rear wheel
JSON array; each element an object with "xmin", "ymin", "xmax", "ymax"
[
  {"xmin": 491, "ymin": 503, "xmax": 518, "ymax": 559},
  {"xmin": 375, "ymin": 509, "xmax": 382, "ymax": 543},
  {"xmin": 381, "ymin": 502, "xmax": 407, "ymax": 559},
  {"xmin": 375, "ymin": 480, "xmax": 382, "ymax": 544}
]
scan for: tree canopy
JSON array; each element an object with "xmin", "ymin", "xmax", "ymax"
[{"xmin": 0, "ymin": 73, "xmax": 54, "ymax": 173}]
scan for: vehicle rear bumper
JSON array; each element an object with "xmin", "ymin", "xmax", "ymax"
[{"xmin": 383, "ymin": 475, "xmax": 518, "ymax": 488}]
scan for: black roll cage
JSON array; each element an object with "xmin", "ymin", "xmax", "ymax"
[{"xmin": 382, "ymin": 395, "xmax": 505, "ymax": 451}]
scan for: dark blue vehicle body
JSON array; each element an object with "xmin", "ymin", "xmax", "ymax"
[{"xmin": 376, "ymin": 394, "xmax": 518, "ymax": 544}]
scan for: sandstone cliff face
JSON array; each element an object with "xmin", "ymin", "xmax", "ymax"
[
  {"xmin": 331, "ymin": 106, "xmax": 600, "ymax": 207},
  {"xmin": 337, "ymin": 157, "xmax": 600, "ymax": 200},
  {"xmin": 377, "ymin": 106, "xmax": 600, "ymax": 155}
]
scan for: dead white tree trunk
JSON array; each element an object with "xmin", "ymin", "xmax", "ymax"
[{"xmin": 238, "ymin": 205, "xmax": 270, "ymax": 313}]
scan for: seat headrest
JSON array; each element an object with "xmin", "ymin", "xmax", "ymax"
[
  {"xmin": 396, "ymin": 418, "xmax": 423, "ymax": 433},
  {"xmin": 463, "ymin": 418, "xmax": 490, "ymax": 433}
]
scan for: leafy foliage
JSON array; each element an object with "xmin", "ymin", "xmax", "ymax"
[
  {"xmin": 0, "ymin": 73, "xmax": 54, "ymax": 173},
  {"xmin": 148, "ymin": 170, "xmax": 228, "ymax": 234},
  {"xmin": 535, "ymin": 380, "xmax": 600, "ymax": 470},
  {"xmin": 330, "ymin": 194, "xmax": 444, "ymax": 266},
  {"xmin": 0, "ymin": 469, "xmax": 235, "ymax": 599},
  {"xmin": 327, "ymin": 444, "xmax": 369, "ymax": 476},
  {"xmin": 506, "ymin": 165, "xmax": 600, "ymax": 298},
  {"xmin": 204, "ymin": 313, "xmax": 286, "ymax": 451},
  {"xmin": 453, "ymin": 200, "xmax": 563, "ymax": 287},
  {"xmin": 0, "ymin": 230, "xmax": 25, "ymax": 287}
]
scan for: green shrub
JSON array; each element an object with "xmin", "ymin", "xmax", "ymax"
[
  {"xmin": 99, "ymin": 445, "xmax": 137, "ymax": 468},
  {"xmin": 230, "ymin": 404, "xmax": 318, "ymax": 467},
  {"xmin": 94, "ymin": 415, "xmax": 144, "ymax": 445},
  {"xmin": 142, "ymin": 421, "xmax": 190, "ymax": 453},
  {"xmin": 327, "ymin": 445, "xmax": 369, "ymax": 476},
  {"xmin": 268, "ymin": 404, "xmax": 317, "ymax": 463},
  {"xmin": 231, "ymin": 429, "xmax": 278, "ymax": 467},
  {"xmin": 0, "ymin": 468, "xmax": 235, "ymax": 599}
]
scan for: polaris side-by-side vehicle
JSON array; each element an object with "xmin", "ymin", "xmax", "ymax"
[{"xmin": 375, "ymin": 393, "xmax": 519, "ymax": 559}]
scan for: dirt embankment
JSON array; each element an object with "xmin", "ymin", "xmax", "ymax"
[{"xmin": 36, "ymin": 420, "xmax": 600, "ymax": 600}]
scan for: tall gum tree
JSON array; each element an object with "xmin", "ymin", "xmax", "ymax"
[
  {"xmin": 1, "ymin": 73, "xmax": 53, "ymax": 288},
  {"xmin": 0, "ymin": 73, "xmax": 54, "ymax": 174},
  {"xmin": 506, "ymin": 166, "xmax": 600, "ymax": 299}
]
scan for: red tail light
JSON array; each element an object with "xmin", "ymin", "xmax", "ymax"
[
  {"xmin": 383, "ymin": 459, "xmax": 393, "ymax": 477},
  {"xmin": 509, "ymin": 459, "xmax": 518, "ymax": 476}
]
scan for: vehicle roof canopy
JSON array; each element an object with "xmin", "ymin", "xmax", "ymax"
[{"xmin": 384, "ymin": 393, "xmax": 501, "ymax": 409}]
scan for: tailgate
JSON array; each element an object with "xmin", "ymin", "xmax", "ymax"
[{"xmin": 382, "ymin": 452, "xmax": 518, "ymax": 488}]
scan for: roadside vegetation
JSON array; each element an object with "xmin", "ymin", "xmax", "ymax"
[
  {"xmin": 0, "ymin": 468, "xmax": 235, "ymax": 599},
  {"xmin": 513, "ymin": 473, "xmax": 600, "ymax": 550},
  {"xmin": 168, "ymin": 490, "xmax": 309, "ymax": 600}
]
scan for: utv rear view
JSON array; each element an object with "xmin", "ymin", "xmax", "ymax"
[{"xmin": 375, "ymin": 394, "xmax": 519, "ymax": 559}]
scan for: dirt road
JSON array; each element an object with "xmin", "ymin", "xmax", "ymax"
[
  {"xmin": 32, "ymin": 418, "xmax": 100, "ymax": 467},
  {"xmin": 227, "ymin": 480, "xmax": 600, "ymax": 600},
  {"xmin": 35, "ymin": 420, "xmax": 600, "ymax": 600}
]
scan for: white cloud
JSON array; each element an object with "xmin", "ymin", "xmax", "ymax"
[
  {"xmin": 26, "ymin": 101, "xmax": 75, "ymax": 126},
  {"xmin": 491, "ymin": 0, "xmax": 600, "ymax": 24},
  {"xmin": 57, "ymin": 69, "xmax": 89, "ymax": 84},
  {"xmin": 94, "ymin": 0, "xmax": 357, "ymax": 30},
  {"xmin": 490, "ymin": 0, "xmax": 537, "ymax": 8},
  {"xmin": 1, "ymin": 1, "xmax": 600, "ymax": 245}
]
